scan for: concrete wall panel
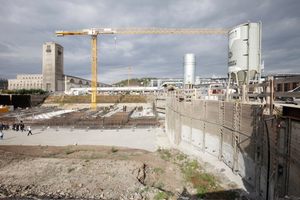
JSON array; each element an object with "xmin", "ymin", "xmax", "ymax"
[
  {"xmin": 223, "ymin": 128, "xmax": 233, "ymax": 145},
  {"xmin": 182, "ymin": 102, "xmax": 192, "ymax": 117},
  {"xmin": 239, "ymin": 133, "xmax": 256, "ymax": 160},
  {"xmin": 241, "ymin": 104, "xmax": 259, "ymax": 136},
  {"xmin": 182, "ymin": 125, "xmax": 191, "ymax": 143},
  {"xmin": 193, "ymin": 100, "xmax": 205, "ymax": 120},
  {"xmin": 224, "ymin": 102, "xmax": 234, "ymax": 128},
  {"xmin": 205, "ymin": 133, "xmax": 219, "ymax": 157},
  {"xmin": 288, "ymin": 120, "xmax": 300, "ymax": 196},
  {"xmin": 175, "ymin": 112, "xmax": 182, "ymax": 145},
  {"xmin": 182, "ymin": 116, "xmax": 191, "ymax": 143},
  {"xmin": 238, "ymin": 152, "xmax": 255, "ymax": 187},
  {"xmin": 260, "ymin": 168, "xmax": 267, "ymax": 199},
  {"xmin": 206, "ymin": 120, "xmax": 220, "ymax": 138},
  {"xmin": 222, "ymin": 142, "xmax": 234, "ymax": 168},
  {"xmin": 206, "ymin": 101, "xmax": 219, "ymax": 124},
  {"xmin": 290, "ymin": 120, "xmax": 300, "ymax": 162},
  {"xmin": 288, "ymin": 163, "xmax": 300, "ymax": 197},
  {"xmin": 192, "ymin": 127, "xmax": 203, "ymax": 150}
]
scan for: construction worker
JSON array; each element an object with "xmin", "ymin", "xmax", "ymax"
[{"xmin": 27, "ymin": 126, "xmax": 33, "ymax": 136}]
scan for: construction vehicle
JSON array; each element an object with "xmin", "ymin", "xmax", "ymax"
[
  {"xmin": 56, "ymin": 28, "xmax": 229, "ymax": 110},
  {"xmin": 166, "ymin": 84, "xmax": 179, "ymax": 91}
]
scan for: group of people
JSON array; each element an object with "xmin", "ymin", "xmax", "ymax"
[
  {"xmin": 0, "ymin": 124, "xmax": 9, "ymax": 131},
  {"xmin": 0, "ymin": 121, "xmax": 33, "ymax": 140},
  {"xmin": 12, "ymin": 122, "xmax": 25, "ymax": 132}
]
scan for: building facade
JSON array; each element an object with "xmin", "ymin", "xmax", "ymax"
[
  {"xmin": 8, "ymin": 74, "xmax": 43, "ymax": 90},
  {"xmin": 8, "ymin": 42, "xmax": 109, "ymax": 91}
]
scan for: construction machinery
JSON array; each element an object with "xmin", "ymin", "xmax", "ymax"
[
  {"xmin": 166, "ymin": 84, "xmax": 179, "ymax": 91},
  {"xmin": 111, "ymin": 67, "xmax": 133, "ymax": 87},
  {"xmin": 56, "ymin": 28, "xmax": 229, "ymax": 110}
]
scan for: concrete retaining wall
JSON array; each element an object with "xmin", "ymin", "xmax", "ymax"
[
  {"xmin": 158, "ymin": 96, "xmax": 300, "ymax": 199},
  {"xmin": 162, "ymin": 97, "xmax": 266, "ymax": 198}
]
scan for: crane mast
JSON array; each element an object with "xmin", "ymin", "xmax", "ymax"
[
  {"xmin": 91, "ymin": 35, "xmax": 97, "ymax": 109},
  {"xmin": 56, "ymin": 28, "xmax": 229, "ymax": 110},
  {"xmin": 111, "ymin": 67, "xmax": 134, "ymax": 87}
]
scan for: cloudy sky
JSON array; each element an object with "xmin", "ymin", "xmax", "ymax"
[{"xmin": 0, "ymin": 0, "xmax": 299, "ymax": 84}]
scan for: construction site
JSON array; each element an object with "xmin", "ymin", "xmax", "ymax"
[{"xmin": 1, "ymin": 20, "xmax": 300, "ymax": 200}]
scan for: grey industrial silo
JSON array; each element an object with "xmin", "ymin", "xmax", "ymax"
[
  {"xmin": 228, "ymin": 21, "xmax": 262, "ymax": 86},
  {"xmin": 183, "ymin": 53, "xmax": 196, "ymax": 88}
]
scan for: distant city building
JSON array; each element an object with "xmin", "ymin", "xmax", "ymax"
[
  {"xmin": 271, "ymin": 74, "xmax": 300, "ymax": 92},
  {"xmin": 151, "ymin": 78, "xmax": 183, "ymax": 87},
  {"xmin": 8, "ymin": 42, "xmax": 109, "ymax": 91},
  {"xmin": 0, "ymin": 78, "xmax": 8, "ymax": 90},
  {"xmin": 8, "ymin": 74, "xmax": 43, "ymax": 90}
]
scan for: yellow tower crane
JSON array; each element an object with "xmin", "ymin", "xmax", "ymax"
[
  {"xmin": 56, "ymin": 28, "xmax": 229, "ymax": 110},
  {"xmin": 111, "ymin": 67, "xmax": 133, "ymax": 87}
]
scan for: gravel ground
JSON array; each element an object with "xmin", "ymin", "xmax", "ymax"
[{"xmin": 0, "ymin": 128, "xmax": 255, "ymax": 199}]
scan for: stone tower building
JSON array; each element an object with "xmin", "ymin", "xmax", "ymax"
[{"xmin": 42, "ymin": 42, "xmax": 64, "ymax": 91}]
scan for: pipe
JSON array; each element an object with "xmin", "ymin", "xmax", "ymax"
[{"xmin": 264, "ymin": 116, "xmax": 276, "ymax": 200}]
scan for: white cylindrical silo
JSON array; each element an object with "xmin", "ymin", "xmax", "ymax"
[
  {"xmin": 228, "ymin": 21, "xmax": 262, "ymax": 85},
  {"xmin": 183, "ymin": 53, "xmax": 196, "ymax": 85}
]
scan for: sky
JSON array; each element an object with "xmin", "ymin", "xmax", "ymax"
[{"xmin": 0, "ymin": 0, "xmax": 299, "ymax": 85}]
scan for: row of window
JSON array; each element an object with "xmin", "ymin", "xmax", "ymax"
[
  {"xmin": 10, "ymin": 83, "xmax": 42, "ymax": 86},
  {"xmin": 276, "ymin": 82, "xmax": 299, "ymax": 92},
  {"xmin": 22, "ymin": 77, "xmax": 42, "ymax": 79},
  {"xmin": 17, "ymin": 80, "xmax": 41, "ymax": 83}
]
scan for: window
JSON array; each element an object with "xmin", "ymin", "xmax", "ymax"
[
  {"xmin": 46, "ymin": 45, "xmax": 51, "ymax": 52},
  {"xmin": 292, "ymin": 82, "xmax": 298, "ymax": 89},
  {"xmin": 277, "ymin": 84, "xmax": 281, "ymax": 92},
  {"xmin": 284, "ymin": 83, "xmax": 288, "ymax": 92}
]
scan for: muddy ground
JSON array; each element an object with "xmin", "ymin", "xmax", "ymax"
[{"xmin": 0, "ymin": 145, "xmax": 250, "ymax": 200}]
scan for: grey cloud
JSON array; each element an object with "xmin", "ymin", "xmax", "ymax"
[{"xmin": 0, "ymin": 0, "xmax": 299, "ymax": 83}]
